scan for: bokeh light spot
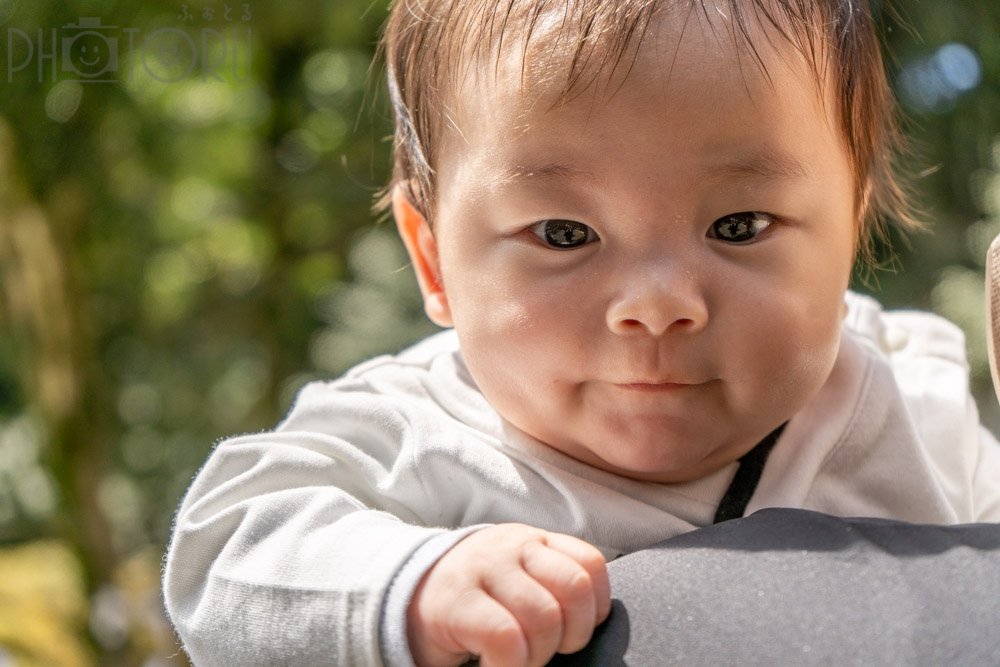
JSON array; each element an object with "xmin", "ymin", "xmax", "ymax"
[
  {"xmin": 899, "ymin": 42, "xmax": 982, "ymax": 113},
  {"xmin": 44, "ymin": 81, "xmax": 84, "ymax": 123}
]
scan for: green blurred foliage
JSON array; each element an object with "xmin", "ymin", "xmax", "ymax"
[
  {"xmin": 871, "ymin": 1, "xmax": 1000, "ymax": 425},
  {"xmin": 0, "ymin": 0, "xmax": 996, "ymax": 664}
]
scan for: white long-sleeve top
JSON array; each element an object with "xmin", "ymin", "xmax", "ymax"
[{"xmin": 163, "ymin": 292, "xmax": 1000, "ymax": 666}]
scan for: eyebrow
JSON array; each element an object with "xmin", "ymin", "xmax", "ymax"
[
  {"xmin": 493, "ymin": 162, "xmax": 595, "ymax": 189},
  {"xmin": 492, "ymin": 147, "xmax": 810, "ymax": 190},
  {"xmin": 704, "ymin": 148, "xmax": 812, "ymax": 182}
]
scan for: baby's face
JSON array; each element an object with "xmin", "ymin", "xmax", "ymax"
[{"xmin": 413, "ymin": 8, "xmax": 857, "ymax": 482}]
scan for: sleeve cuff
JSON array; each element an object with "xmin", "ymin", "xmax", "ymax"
[{"xmin": 380, "ymin": 526, "xmax": 487, "ymax": 667}]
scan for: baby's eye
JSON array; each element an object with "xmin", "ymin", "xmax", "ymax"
[
  {"xmin": 530, "ymin": 219, "xmax": 598, "ymax": 249},
  {"xmin": 707, "ymin": 212, "xmax": 773, "ymax": 243}
]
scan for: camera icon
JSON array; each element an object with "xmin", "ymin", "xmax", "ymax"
[{"xmin": 61, "ymin": 17, "xmax": 119, "ymax": 81}]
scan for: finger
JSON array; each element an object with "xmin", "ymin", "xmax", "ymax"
[
  {"xmin": 544, "ymin": 533, "xmax": 612, "ymax": 624},
  {"xmin": 447, "ymin": 588, "xmax": 529, "ymax": 667},
  {"xmin": 521, "ymin": 542, "xmax": 597, "ymax": 654},
  {"xmin": 482, "ymin": 569, "xmax": 563, "ymax": 666}
]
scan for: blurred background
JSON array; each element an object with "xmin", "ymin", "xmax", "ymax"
[{"xmin": 0, "ymin": 0, "xmax": 996, "ymax": 664}]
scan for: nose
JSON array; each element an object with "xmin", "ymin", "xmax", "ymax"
[{"xmin": 605, "ymin": 260, "xmax": 709, "ymax": 337}]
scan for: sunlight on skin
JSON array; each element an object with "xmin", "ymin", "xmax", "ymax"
[{"xmin": 398, "ymin": 5, "xmax": 857, "ymax": 484}]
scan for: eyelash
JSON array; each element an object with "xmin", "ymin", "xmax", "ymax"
[{"xmin": 530, "ymin": 211, "xmax": 774, "ymax": 250}]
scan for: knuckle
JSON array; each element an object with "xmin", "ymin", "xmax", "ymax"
[
  {"xmin": 562, "ymin": 568, "xmax": 593, "ymax": 598},
  {"xmin": 484, "ymin": 616, "xmax": 523, "ymax": 651},
  {"xmin": 532, "ymin": 597, "xmax": 563, "ymax": 632},
  {"xmin": 578, "ymin": 547, "xmax": 607, "ymax": 571},
  {"xmin": 511, "ymin": 523, "xmax": 548, "ymax": 540},
  {"xmin": 479, "ymin": 524, "xmax": 547, "ymax": 556},
  {"xmin": 560, "ymin": 629, "xmax": 594, "ymax": 655}
]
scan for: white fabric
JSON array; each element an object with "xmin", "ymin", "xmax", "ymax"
[
  {"xmin": 163, "ymin": 291, "xmax": 1000, "ymax": 666},
  {"xmin": 380, "ymin": 528, "xmax": 482, "ymax": 667}
]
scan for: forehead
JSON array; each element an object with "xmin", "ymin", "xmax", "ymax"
[
  {"xmin": 440, "ymin": 0, "xmax": 830, "ymax": 123},
  {"xmin": 434, "ymin": 1, "xmax": 842, "ymax": 197}
]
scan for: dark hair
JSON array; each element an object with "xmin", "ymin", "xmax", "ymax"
[{"xmin": 378, "ymin": 0, "xmax": 919, "ymax": 263}]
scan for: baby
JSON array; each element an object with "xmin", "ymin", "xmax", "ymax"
[{"xmin": 164, "ymin": 1, "xmax": 1000, "ymax": 666}]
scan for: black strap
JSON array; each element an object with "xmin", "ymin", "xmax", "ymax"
[{"xmin": 713, "ymin": 422, "xmax": 787, "ymax": 524}]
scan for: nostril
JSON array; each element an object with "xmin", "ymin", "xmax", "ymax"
[{"xmin": 616, "ymin": 317, "xmax": 695, "ymax": 334}]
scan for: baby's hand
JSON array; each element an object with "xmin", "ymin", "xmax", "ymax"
[{"xmin": 406, "ymin": 524, "xmax": 610, "ymax": 667}]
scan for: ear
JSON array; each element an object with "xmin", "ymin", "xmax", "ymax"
[{"xmin": 392, "ymin": 184, "xmax": 453, "ymax": 327}]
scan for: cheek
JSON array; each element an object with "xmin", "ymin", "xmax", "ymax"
[
  {"xmin": 743, "ymin": 293, "xmax": 844, "ymax": 413},
  {"xmin": 449, "ymin": 278, "xmax": 535, "ymax": 341},
  {"xmin": 450, "ymin": 287, "xmax": 580, "ymax": 435},
  {"xmin": 446, "ymin": 267, "xmax": 599, "ymax": 409},
  {"xmin": 717, "ymin": 251, "xmax": 847, "ymax": 406},
  {"xmin": 447, "ymin": 256, "xmax": 591, "ymax": 339}
]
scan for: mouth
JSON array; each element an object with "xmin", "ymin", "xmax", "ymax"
[{"xmin": 614, "ymin": 381, "xmax": 696, "ymax": 392}]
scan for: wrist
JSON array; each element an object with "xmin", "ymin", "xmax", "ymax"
[{"xmin": 381, "ymin": 526, "xmax": 487, "ymax": 667}]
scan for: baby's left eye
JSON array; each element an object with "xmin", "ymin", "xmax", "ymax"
[
  {"xmin": 530, "ymin": 219, "xmax": 598, "ymax": 249},
  {"xmin": 708, "ymin": 212, "xmax": 773, "ymax": 243}
]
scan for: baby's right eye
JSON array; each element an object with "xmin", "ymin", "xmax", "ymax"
[{"xmin": 530, "ymin": 219, "xmax": 598, "ymax": 249}]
